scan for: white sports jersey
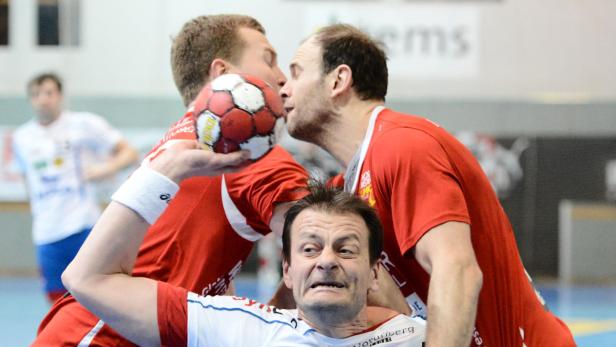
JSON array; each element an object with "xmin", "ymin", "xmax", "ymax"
[
  {"xmin": 159, "ymin": 282, "xmax": 426, "ymax": 347},
  {"xmin": 12, "ymin": 111, "xmax": 122, "ymax": 244}
]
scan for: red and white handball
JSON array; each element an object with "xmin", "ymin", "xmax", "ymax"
[{"xmin": 192, "ymin": 73, "xmax": 284, "ymax": 160}]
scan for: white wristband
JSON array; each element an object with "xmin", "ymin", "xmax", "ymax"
[{"xmin": 111, "ymin": 166, "xmax": 180, "ymax": 225}]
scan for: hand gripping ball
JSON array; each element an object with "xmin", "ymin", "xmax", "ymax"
[{"xmin": 193, "ymin": 73, "xmax": 285, "ymax": 160}]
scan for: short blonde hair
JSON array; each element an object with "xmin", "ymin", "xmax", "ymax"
[{"xmin": 170, "ymin": 15, "xmax": 265, "ymax": 106}]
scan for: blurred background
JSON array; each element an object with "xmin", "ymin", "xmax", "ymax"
[{"xmin": 1, "ymin": 0, "xmax": 615, "ymax": 345}]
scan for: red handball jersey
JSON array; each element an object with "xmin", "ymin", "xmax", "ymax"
[
  {"xmin": 344, "ymin": 107, "xmax": 574, "ymax": 347},
  {"xmin": 34, "ymin": 112, "xmax": 308, "ymax": 346}
]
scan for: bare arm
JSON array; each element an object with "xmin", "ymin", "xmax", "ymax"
[
  {"xmin": 85, "ymin": 139, "xmax": 139, "ymax": 181},
  {"xmin": 414, "ymin": 221, "xmax": 483, "ymax": 347},
  {"xmin": 62, "ymin": 142, "xmax": 249, "ymax": 346}
]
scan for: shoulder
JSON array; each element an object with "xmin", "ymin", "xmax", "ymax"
[
  {"xmin": 64, "ymin": 111, "xmax": 111, "ymax": 127},
  {"xmin": 226, "ymin": 145, "xmax": 307, "ymax": 183},
  {"xmin": 65, "ymin": 110, "xmax": 102, "ymax": 119},
  {"xmin": 187, "ymin": 294, "xmax": 304, "ymax": 329},
  {"xmin": 13, "ymin": 121, "xmax": 38, "ymax": 143},
  {"xmin": 251, "ymin": 145, "xmax": 305, "ymax": 169},
  {"xmin": 369, "ymin": 116, "xmax": 447, "ymax": 171}
]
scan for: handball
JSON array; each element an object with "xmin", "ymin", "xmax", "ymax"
[{"xmin": 193, "ymin": 73, "xmax": 284, "ymax": 160}]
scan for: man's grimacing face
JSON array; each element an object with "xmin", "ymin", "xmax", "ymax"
[{"xmin": 283, "ymin": 209, "xmax": 379, "ymax": 321}]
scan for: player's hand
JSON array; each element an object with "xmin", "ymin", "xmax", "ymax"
[{"xmin": 148, "ymin": 140, "xmax": 250, "ymax": 183}]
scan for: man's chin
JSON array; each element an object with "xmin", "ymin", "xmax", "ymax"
[{"xmin": 301, "ymin": 300, "xmax": 360, "ymax": 323}]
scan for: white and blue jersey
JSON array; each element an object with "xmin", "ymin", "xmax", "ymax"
[{"xmin": 12, "ymin": 110, "xmax": 122, "ymax": 245}]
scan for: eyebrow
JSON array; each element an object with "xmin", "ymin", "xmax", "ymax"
[
  {"xmin": 334, "ymin": 234, "xmax": 361, "ymax": 244},
  {"xmin": 296, "ymin": 231, "xmax": 361, "ymax": 244}
]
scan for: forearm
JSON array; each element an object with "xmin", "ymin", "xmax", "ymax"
[
  {"xmin": 62, "ymin": 202, "xmax": 160, "ymax": 346},
  {"xmin": 63, "ymin": 202, "xmax": 149, "ymax": 285},
  {"xmin": 425, "ymin": 262, "xmax": 482, "ymax": 347},
  {"xmin": 62, "ymin": 141, "xmax": 248, "ymax": 345}
]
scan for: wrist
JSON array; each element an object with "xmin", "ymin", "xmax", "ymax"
[{"xmin": 111, "ymin": 166, "xmax": 180, "ymax": 224}]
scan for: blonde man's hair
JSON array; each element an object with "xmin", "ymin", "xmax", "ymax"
[{"xmin": 171, "ymin": 15, "xmax": 265, "ymax": 106}]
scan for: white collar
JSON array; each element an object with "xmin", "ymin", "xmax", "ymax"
[{"xmin": 343, "ymin": 105, "xmax": 385, "ymax": 193}]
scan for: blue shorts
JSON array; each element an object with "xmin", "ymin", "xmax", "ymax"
[{"xmin": 36, "ymin": 228, "xmax": 92, "ymax": 294}]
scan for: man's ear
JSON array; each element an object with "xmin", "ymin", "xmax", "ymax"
[
  {"xmin": 209, "ymin": 58, "xmax": 230, "ymax": 80},
  {"xmin": 369, "ymin": 262, "xmax": 380, "ymax": 293},
  {"xmin": 282, "ymin": 259, "xmax": 293, "ymax": 289},
  {"xmin": 330, "ymin": 64, "xmax": 353, "ymax": 98}
]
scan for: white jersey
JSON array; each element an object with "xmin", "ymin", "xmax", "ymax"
[
  {"xmin": 159, "ymin": 283, "xmax": 426, "ymax": 347},
  {"xmin": 12, "ymin": 110, "xmax": 122, "ymax": 244}
]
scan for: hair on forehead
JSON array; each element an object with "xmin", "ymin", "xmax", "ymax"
[
  {"xmin": 282, "ymin": 180, "xmax": 384, "ymax": 265},
  {"xmin": 28, "ymin": 72, "xmax": 63, "ymax": 94}
]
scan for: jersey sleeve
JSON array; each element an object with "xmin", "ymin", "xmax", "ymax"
[
  {"xmin": 157, "ymin": 281, "xmax": 189, "ymax": 346},
  {"xmin": 225, "ymin": 146, "xmax": 309, "ymax": 234},
  {"xmin": 374, "ymin": 128, "xmax": 470, "ymax": 254},
  {"xmin": 10, "ymin": 134, "xmax": 27, "ymax": 174},
  {"xmin": 327, "ymin": 173, "xmax": 345, "ymax": 189},
  {"xmin": 82, "ymin": 113, "xmax": 123, "ymax": 153},
  {"xmin": 185, "ymin": 294, "xmax": 290, "ymax": 346}
]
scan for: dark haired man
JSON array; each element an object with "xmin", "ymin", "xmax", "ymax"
[{"xmin": 280, "ymin": 24, "xmax": 575, "ymax": 346}]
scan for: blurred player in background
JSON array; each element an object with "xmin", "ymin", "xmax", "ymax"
[
  {"xmin": 32, "ymin": 15, "xmax": 310, "ymax": 346},
  {"xmin": 280, "ymin": 24, "xmax": 575, "ymax": 346},
  {"xmin": 12, "ymin": 72, "xmax": 138, "ymax": 303}
]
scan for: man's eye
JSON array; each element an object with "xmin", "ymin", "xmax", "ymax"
[{"xmin": 302, "ymin": 246, "xmax": 317, "ymax": 254}]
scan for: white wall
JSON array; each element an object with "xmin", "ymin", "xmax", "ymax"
[{"xmin": 0, "ymin": 0, "xmax": 615, "ymax": 101}]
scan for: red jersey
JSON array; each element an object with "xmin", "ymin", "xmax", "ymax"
[
  {"xmin": 34, "ymin": 113, "xmax": 308, "ymax": 346},
  {"xmin": 343, "ymin": 107, "xmax": 574, "ymax": 347}
]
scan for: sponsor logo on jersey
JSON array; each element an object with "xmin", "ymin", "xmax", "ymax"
[
  {"xmin": 348, "ymin": 326, "xmax": 418, "ymax": 347},
  {"xmin": 200, "ymin": 260, "xmax": 243, "ymax": 296}
]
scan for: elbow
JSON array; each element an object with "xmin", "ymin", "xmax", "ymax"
[
  {"xmin": 61, "ymin": 265, "xmax": 78, "ymax": 294},
  {"xmin": 61, "ymin": 263, "xmax": 89, "ymax": 298}
]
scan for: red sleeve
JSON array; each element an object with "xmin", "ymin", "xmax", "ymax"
[
  {"xmin": 225, "ymin": 146, "xmax": 309, "ymax": 234},
  {"xmin": 157, "ymin": 281, "xmax": 189, "ymax": 347},
  {"xmin": 327, "ymin": 173, "xmax": 345, "ymax": 188},
  {"xmin": 375, "ymin": 128, "xmax": 470, "ymax": 254}
]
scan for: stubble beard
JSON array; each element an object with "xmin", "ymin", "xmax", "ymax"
[{"xmin": 287, "ymin": 82, "xmax": 332, "ymax": 147}]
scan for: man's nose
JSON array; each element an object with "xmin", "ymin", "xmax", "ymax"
[
  {"xmin": 279, "ymin": 82, "xmax": 291, "ymax": 100},
  {"xmin": 316, "ymin": 248, "xmax": 339, "ymax": 272},
  {"xmin": 275, "ymin": 67, "xmax": 287, "ymax": 89}
]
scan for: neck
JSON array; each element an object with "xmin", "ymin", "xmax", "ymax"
[
  {"xmin": 38, "ymin": 111, "xmax": 62, "ymax": 126},
  {"xmin": 316, "ymin": 101, "xmax": 383, "ymax": 169},
  {"xmin": 299, "ymin": 306, "xmax": 371, "ymax": 338}
]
